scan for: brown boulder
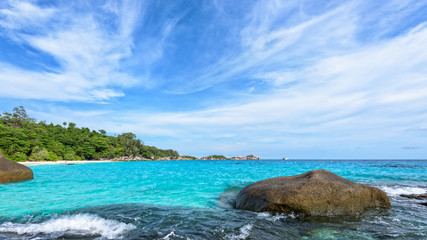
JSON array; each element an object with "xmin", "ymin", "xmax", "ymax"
[
  {"xmin": 235, "ymin": 169, "xmax": 391, "ymax": 216},
  {"xmin": 0, "ymin": 151, "xmax": 33, "ymax": 184}
]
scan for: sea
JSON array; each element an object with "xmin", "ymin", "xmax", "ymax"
[{"xmin": 0, "ymin": 160, "xmax": 426, "ymax": 240}]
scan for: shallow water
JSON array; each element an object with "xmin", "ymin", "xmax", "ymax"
[{"xmin": 0, "ymin": 160, "xmax": 426, "ymax": 239}]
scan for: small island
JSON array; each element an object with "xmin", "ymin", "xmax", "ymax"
[
  {"xmin": 230, "ymin": 154, "xmax": 260, "ymax": 160},
  {"xmin": 199, "ymin": 154, "xmax": 260, "ymax": 160}
]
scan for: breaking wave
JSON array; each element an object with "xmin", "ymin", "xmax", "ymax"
[
  {"xmin": 226, "ymin": 223, "xmax": 253, "ymax": 240},
  {"xmin": 381, "ymin": 186, "xmax": 426, "ymax": 196},
  {"xmin": 0, "ymin": 213, "xmax": 136, "ymax": 239}
]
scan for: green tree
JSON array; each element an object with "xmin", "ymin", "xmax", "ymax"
[
  {"xmin": 0, "ymin": 106, "xmax": 183, "ymax": 162},
  {"xmin": 82, "ymin": 142, "xmax": 95, "ymax": 159},
  {"xmin": 29, "ymin": 146, "xmax": 49, "ymax": 161}
]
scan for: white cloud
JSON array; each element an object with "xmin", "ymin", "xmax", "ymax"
[
  {"xmin": 87, "ymin": 19, "xmax": 427, "ymax": 157},
  {"xmin": 167, "ymin": 0, "xmax": 359, "ymax": 93},
  {"xmin": 0, "ymin": 1, "xmax": 55, "ymax": 30},
  {"xmin": 0, "ymin": 64, "xmax": 125, "ymax": 101},
  {"xmin": 0, "ymin": 0, "xmax": 143, "ymax": 102}
]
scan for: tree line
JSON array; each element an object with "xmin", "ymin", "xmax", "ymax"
[{"xmin": 0, "ymin": 106, "xmax": 179, "ymax": 162}]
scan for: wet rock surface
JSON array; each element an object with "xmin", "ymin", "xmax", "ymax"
[
  {"xmin": 0, "ymin": 151, "xmax": 33, "ymax": 184},
  {"xmin": 235, "ymin": 169, "xmax": 391, "ymax": 216},
  {"xmin": 400, "ymin": 194, "xmax": 427, "ymax": 199}
]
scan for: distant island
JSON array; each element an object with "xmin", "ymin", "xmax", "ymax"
[
  {"xmin": 199, "ymin": 154, "xmax": 260, "ymax": 160},
  {"xmin": 115, "ymin": 154, "xmax": 261, "ymax": 161}
]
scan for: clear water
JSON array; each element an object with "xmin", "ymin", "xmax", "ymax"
[{"xmin": 0, "ymin": 160, "xmax": 426, "ymax": 239}]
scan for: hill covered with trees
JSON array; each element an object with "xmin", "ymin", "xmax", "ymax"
[{"xmin": 0, "ymin": 106, "xmax": 180, "ymax": 162}]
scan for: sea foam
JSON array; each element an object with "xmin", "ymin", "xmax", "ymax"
[
  {"xmin": 0, "ymin": 213, "xmax": 136, "ymax": 239},
  {"xmin": 162, "ymin": 230, "xmax": 175, "ymax": 239},
  {"xmin": 257, "ymin": 212, "xmax": 295, "ymax": 221},
  {"xmin": 226, "ymin": 223, "xmax": 253, "ymax": 240},
  {"xmin": 381, "ymin": 186, "xmax": 426, "ymax": 196}
]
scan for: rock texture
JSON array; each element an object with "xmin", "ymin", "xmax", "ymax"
[
  {"xmin": 0, "ymin": 151, "xmax": 33, "ymax": 184},
  {"xmin": 235, "ymin": 169, "xmax": 391, "ymax": 216}
]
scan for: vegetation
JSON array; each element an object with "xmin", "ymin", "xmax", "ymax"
[{"xmin": 0, "ymin": 106, "xmax": 179, "ymax": 162}]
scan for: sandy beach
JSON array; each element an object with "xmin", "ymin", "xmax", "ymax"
[{"xmin": 20, "ymin": 160, "xmax": 113, "ymax": 166}]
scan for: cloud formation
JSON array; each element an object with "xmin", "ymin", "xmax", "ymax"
[{"xmin": 0, "ymin": 0, "xmax": 143, "ymax": 102}]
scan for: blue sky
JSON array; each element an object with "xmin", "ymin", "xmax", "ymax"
[{"xmin": 1, "ymin": 0, "xmax": 427, "ymax": 159}]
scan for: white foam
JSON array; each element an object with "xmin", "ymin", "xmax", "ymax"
[
  {"xmin": 0, "ymin": 213, "xmax": 136, "ymax": 239},
  {"xmin": 257, "ymin": 212, "xmax": 271, "ymax": 218},
  {"xmin": 257, "ymin": 212, "xmax": 294, "ymax": 221},
  {"xmin": 381, "ymin": 186, "xmax": 426, "ymax": 196},
  {"xmin": 162, "ymin": 230, "xmax": 175, "ymax": 239},
  {"xmin": 227, "ymin": 223, "xmax": 253, "ymax": 240}
]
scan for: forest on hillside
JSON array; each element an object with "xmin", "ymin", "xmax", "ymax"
[{"xmin": 0, "ymin": 106, "xmax": 179, "ymax": 161}]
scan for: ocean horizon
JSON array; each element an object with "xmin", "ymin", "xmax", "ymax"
[{"xmin": 1, "ymin": 159, "xmax": 426, "ymax": 239}]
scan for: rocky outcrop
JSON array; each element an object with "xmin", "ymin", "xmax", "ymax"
[
  {"xmin": 400, "ymin": 193, "xmax": 427, "ymax": 207},
  {"xmin": 0, "ymin": 151, "xmax": 33, "ymax": 184},
  {"xmin": 235, "ymin": 169, "xmax": 391, "ymax": 216},
  {"xmin": 231, "ymin": 154, "xmax": 260, "ymax": 160},
  {"xmin": 198, "ymin": 154, "xmax": 260, "ymax": 160},
  {"xmin": 200, "ymin": 155, "xmax": 228, "ymax": 160},
  {"xmin": 400, "ymin": 194, "xmax": 427, "ymax": 199}
]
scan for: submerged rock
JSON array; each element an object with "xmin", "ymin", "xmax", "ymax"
[
  {"xmin": 400, "ymin": 194, "xmax": 427, "ymax": 199},
  {"xmin": 235, "ymin": 169, "xmax": 391, "ymax": 216},
  {"xmin": 0, "ymin": 151, "xmax": 33, "ymax": 184}
]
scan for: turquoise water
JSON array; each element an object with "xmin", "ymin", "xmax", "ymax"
[{"xmin": 0, "ymin": 160, "xmax": 426, "ymax": 239}]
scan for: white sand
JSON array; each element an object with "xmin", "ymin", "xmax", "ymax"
[{"xmin": 20, "ymin": 160, "xmax": 113, "ymax": 166}]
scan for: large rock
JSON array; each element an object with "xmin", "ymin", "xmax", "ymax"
[
  {"xmin": 0, "ymin": 151, "xmax": 33, "ymax": 184},
  {"xmin": 235, "ymin": 169, "xmax": 391, "ymax": 216}
]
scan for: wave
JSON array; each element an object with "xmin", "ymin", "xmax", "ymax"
[
  {"xmin": 381, "ymin": 186, "xmax": 426, "ymax": 196},
  {"xmin": 0, "ymin": 213, "xmax": 136, "ymax": 239},
  {"xmin": 369, "ymin": 164, "xmax": 425, "ymax": 169},
  {"xmin": 226, "ymin": 223, "xmax": 253, "ymax": 240}
]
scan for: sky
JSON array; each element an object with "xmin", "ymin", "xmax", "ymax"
[{"xmin": 0, "ymin": 0, "xmax": 427, "ymax": 159}]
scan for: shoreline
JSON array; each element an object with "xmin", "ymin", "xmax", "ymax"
[
  {"xmin": 19, "ymin": 158, "xmax": 426, "ymax": 166},
  {"xmin": 19, "ymin": 158, "xmax": 177, "ymax": 166},
  {"xmin": 20, "ymin": 160, "xmax": 113, "ymax": 166}
]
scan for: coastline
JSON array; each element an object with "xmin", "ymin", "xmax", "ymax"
[
  {"xmin": 18, "ymin": 154, "xmax": 263, "ymax": 166},
  {"xmin": 20, "ymin": 160, "xmax": 113, "ymax": 166},
  {"xmin": 19, "ymin": 158, "xmax": 181, "ymax": 166}
]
